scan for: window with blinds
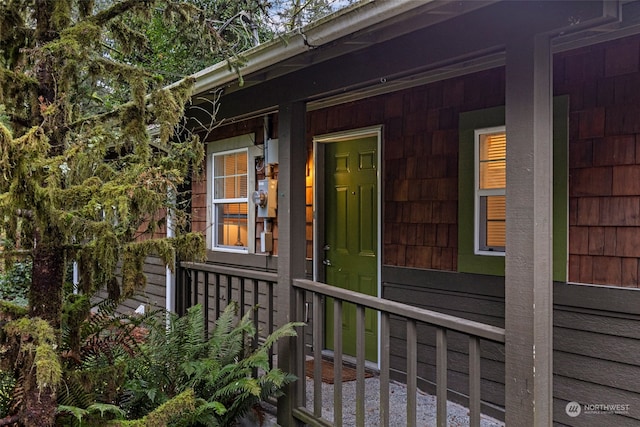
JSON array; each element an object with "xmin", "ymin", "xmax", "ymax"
[
  {"xmin": 212, "ymin": 149, "xmax": 249, "ymax": 250},
  {"xmin": 476, "ymin": 127, "xmax": 506, "ymax": 253}
]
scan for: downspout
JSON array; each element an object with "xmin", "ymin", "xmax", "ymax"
[{"xmin": 166, "ymin": 196, "xmax": 175, "ymax": 317}]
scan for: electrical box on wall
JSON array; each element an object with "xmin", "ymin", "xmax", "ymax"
[
  {"xmin": 266, "ymin": 139, "xmax": 279, "ymax": 164},
  {"xmin": 253, "ymin": 179, "xmax": 277, "ymax": 218},
  {"xmin": 260, "ymin": 231, "xmax": 273, "ymax": 252}
]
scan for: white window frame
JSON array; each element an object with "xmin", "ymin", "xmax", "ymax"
[
  {"xmin": 206, "ymin": 134, "xmax": 259, "ymax": 253},
  {"xmin": 474, "ymin": 126, "xmax": 506, "ymax": 256}
]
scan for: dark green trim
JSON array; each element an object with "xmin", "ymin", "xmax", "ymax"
[
  {"xmin": 458, "ymin": 106, "xmax": 506, "ymax": 276},
  {"xmin": 457, "ymin": 97, "xmax": 569, "ymax": 281},
  {"xmin": 552, "ymin": 96, "xmax": 569, "ymax": 282}
]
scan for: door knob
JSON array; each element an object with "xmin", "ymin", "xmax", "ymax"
[{"xmin": 323, "ymin": 259, "xmax": 332, "ymax": 266}]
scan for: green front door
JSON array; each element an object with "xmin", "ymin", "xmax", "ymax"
[{"xmin": 324, "ymin": 136, "xmax": 378, "ymax": 362}]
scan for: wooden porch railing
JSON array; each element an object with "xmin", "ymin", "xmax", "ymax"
[
  {"xmin": 177, "ymin": 262, "xmax": 278, "ymax": 365},
  {"xmin": 175, "ymin": 263, "xmax": 505, "ymax": 426},
  {"xmin": 291, "ymin": 279, "xmax": 506, "ymax": 427}
]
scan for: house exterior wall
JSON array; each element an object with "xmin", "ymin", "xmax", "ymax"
[
  {"xmin": 181, "ymin": 34, "xmax": 640, "ymax": 424},
  {"xmin": 305, "ymin": 70, "xmax": 506, "ymax": 272},
  {"xmin": 302, "ymin": 34, "xmax": 640, "ymax": 289},
  {"xmin": 558, "ymin": 36, "xmax": 640, "ymax": 287},
  {"xmin": 190, "ymin": 117, "xmax": 266, "ymax": 238}
]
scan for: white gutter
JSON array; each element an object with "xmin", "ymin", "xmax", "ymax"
[{"xmin": 173, "ymin": 0, "xmax": 442, "ymax": 96}]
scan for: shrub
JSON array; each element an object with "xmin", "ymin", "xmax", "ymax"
[
  {"xmin": 120, "ymin": 303, "xmax": 302, "ymax": 426},
  {"xmin": 0, "ymin": 260, "xmax": 31, "ymax": 307},
  {"xmin": 57, "ymin": 301, "xmax": 303, "ymax": 426}
]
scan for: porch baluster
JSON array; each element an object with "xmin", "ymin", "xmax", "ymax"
[
  {"xmin": 239, "ymin": 277, "xmax": 246, "ymax": 318},
  {"xmin": 268, "ymin": 283, "xmax": 275, "ymax": 367},
  {"xmin": 333, "ymin": 298, "xmax": 343, "ymax": 427},
  {"xmin": 407, "ymin": 319, "xmax": 418, "ymax": 427},
  {"xmin": 185, "ymin": 270, "xmax": 192, "ymax": 313},
  {"xmin": 192, "ymin": 270, "xmax": 199, "ymax": 307},
  {"xmin": 226, "ymin": 274, "xmax": 232, "ymax": 309},
  {"xmin": 355, "ymin": 304, "xmax": 366, "ymax": 426},
  {"xmin": 203, "ymin": 272, "xmax": 210, "ymax": 338},
  {"xmin": 215, "ymin": 273, "xmax": 221, "ymax": 318},
  {"xmin": 313, "ymin": 292, "xmax": 323, "ymax": 418},
  {"xmin": 295, "ymin": 288, "xmax": 307, "ymax": 408},
  {"xmin": 469, "ymin": 336, "xmax": 481, "ymax": 427},
  {"xmin": 252, "ymin": 279, "xmax": 259, "ymax": 353},
  {"xmin": 380, "ymin": 312, "xmax": 390, "ymax": 427},
  {"xmin": 436, "ymin": 327, "xmax": 448, "ymax": 427}
]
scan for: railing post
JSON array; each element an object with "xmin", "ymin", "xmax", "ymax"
[
  {"xmin": 436, "ymin": 328, "xmax": 448, "ymax": 427},
  {"xmin": 276, "ymin": 101, "xmax": 307, "ymax": 426}
]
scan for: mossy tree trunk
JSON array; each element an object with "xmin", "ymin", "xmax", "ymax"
[
  {"xmin": 21, "ymin": 227, "xmax": 65, "ymax": 425},
  {"xmin": 29, "ymin": 235, "xmax": 65, "ymax": 329},
  {"xmin": 0, "ymin": 1, "xmax": 265, "ymax": 425},
  {"xmin": 20, "ymin": 2, "xmax": 66, "ymax": 423}
]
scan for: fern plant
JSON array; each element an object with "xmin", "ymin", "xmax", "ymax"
[
  {"xmin": 56, "ymin": 294, "xmax": 152, "ymax": 426},
  {"xmin": 120, "ymin": 303, "xmax": 303, "ymax": 426}
]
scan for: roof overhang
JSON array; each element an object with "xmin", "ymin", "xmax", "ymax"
[
  {"xmin": 174, "ymin": 0, "xmax": 499, "ymax": 97},
  {"xmin": 179, "ymin": 0, "xmax": 640, "ymax": 124}
]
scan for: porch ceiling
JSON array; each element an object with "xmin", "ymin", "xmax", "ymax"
[{"xmin": 186, "ymin": 0, "xmax": 638, "ymax": 127}]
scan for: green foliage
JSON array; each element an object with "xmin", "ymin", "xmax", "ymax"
[
  {"xmin": 58, "ymin": 402, "xmax": 127, "ymax": 426},
  {"xmin": 0, "ymin": 299, "xmax": 28, "ymax": 318},
  {"xmin": 0, "ymin": 0, "xmax": 211, "ymax": 314},
  {"xmin": 52, "ymin": 300, "xmax": 302, "ymax": 426},
  {"xmin": 57, "ymin": 296, "xmax": 150, "ymax": 417},
  {"xmin": 0, "ymin": 370, "xmax": 15, "ymax": 418},
  {"xmin": 4, "ymin": 316, "xmax": 63, "ymax": 390},
  {"xmin": 117, "ymin": 1, "xmax": 265, "ymax": 83},
  {"xmin": 120, "ymin": 303, "xmax": 303, "ymax": 426},
  {"xmin": 0, "ymin": 259, "xmax": 31, "ymax": 307},
  {"xmin": 112, "ymin": 389, "xmax": 197, "ymax": 427}
]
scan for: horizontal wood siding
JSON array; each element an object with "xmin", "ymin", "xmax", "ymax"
[
  {"xmin": 383, "ymin": 267, "xmax": 506, "ymax": 419},
  {"xmin": 383, "ymin": 266, "xmax": 640, "ymax": 424},
  {"xmin": 553, "ymin": 282, "xmax": 640, "ymax": 426},
  {"xmin": 95, "ymin": 256, "xmax": 168, "ymax": 315},
  {"xmin": 121, "ymin": 256, "xmax": 167, "ymax": 314}
]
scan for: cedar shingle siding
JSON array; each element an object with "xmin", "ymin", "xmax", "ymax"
[
  {"xmin": 561, "ymin": 35, "xmax": 640, "ymax": 287},
  {"xmin": 196, "ymin": 34, "xmax": 640, "ymax": 289}
]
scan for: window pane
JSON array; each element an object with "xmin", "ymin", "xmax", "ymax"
[
  {"xmin": 481, "ymin": 195, "xmax": 505, "ymax": 250},
  {"xmin": 213, "ymin": 151, "xmax": 248, "ymax": 199},
  {"xmin": 486, "ymin": 221, "xmax": 505, "ymax": 248},
  {"xmin": 215, "ymin": 203, "xmax": 248, "ymax": 248},
  {"xmin": 479, "ymin": 132, "xmax": 506, "ymax": 189}
]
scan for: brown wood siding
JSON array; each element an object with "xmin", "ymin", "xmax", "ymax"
[
  {"xmin": 192, "ymin": 117, "xmax": 283, "ymax": 255},
  {"xmin": 556, "ymin": 35, "xmax": 640, "ymax": 287},
  {"xmin": 383, "ymin": 267, "xmax": 640, "ymax": 424},
  {"xmin": 191, "ymin": 117, "xmax": 266, "ymax": 236},
  {"xmin": 306, "ymin": 68, "xmax": 506, "ymax": 272},
  {"xmin": 189, "ymin": 35, "xmax": 640, "ymax": 287}
]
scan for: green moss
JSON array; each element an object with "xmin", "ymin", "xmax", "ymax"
[
  {"xmin": 111, "ymin": 389, "xmax": 197, "ymax": 427},
  {"xmin": 35, "ymin": 343, "xmax": 62, "ymax": 389},
  {"xmin": 4, "ymin": 317, "xmax": 62, "ymax": 390},
  {"xmin": 0, "ymin": 300, "xmax": 28, "ymax": 319}
]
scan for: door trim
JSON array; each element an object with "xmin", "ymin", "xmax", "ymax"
[{"xmin": 312, "ymin": 125, "xmax": 383, "ymax": 365}]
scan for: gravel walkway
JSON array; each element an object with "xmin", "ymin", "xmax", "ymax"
[
  {"xmin": 304, "ymin": 376, "xmax": 504, "ymax": 427},
  {"xmin": 249, "ymin": 375, "xmax": 505, "ymax": 426}
]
